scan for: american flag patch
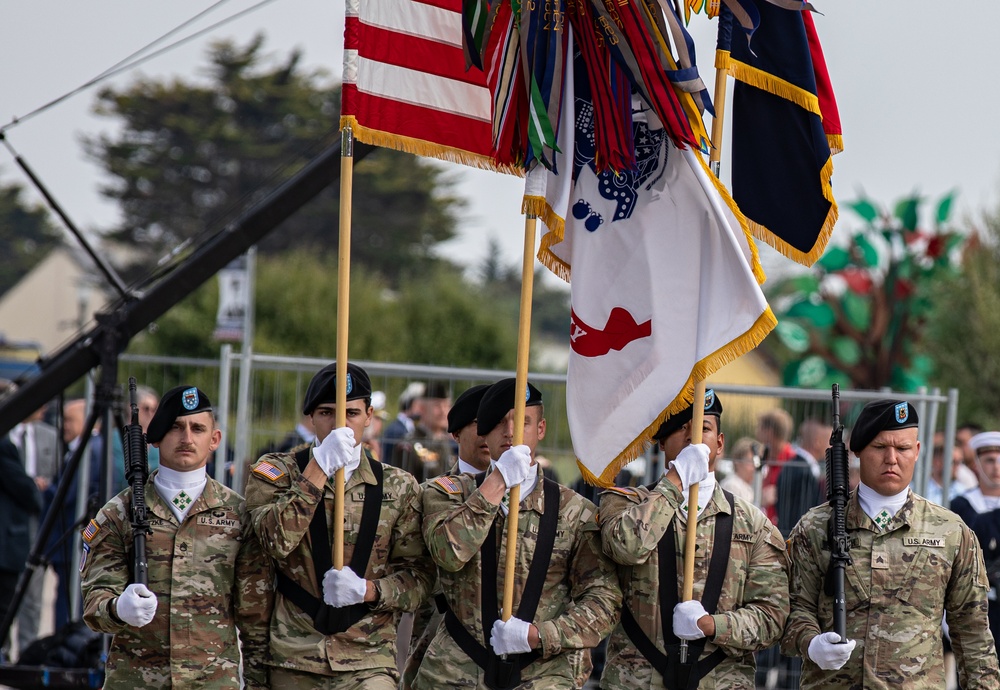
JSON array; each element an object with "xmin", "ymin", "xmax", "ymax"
[
  {"xmin": 82, "ymin": 519, "xmax": 100, "ymax": 542},
  {"xmin": 252, "ymin": 461, "xmax": 285, "ymax": 482},
  {"xmin": 434, "ymin": 476, "xmax": 462, "ymax": 494}
]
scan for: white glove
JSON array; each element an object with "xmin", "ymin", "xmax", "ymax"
[
  {"xmin": 490, "ymin": 617, "xmax": 533, "ymax": 655},
  {"xmin": 322, "ymin": 567, "xmax": 369, "ymax": 607},
  {"xmin": 668, "ymin": 443, "xmax": 710, "ymax": 490},
  {"xmin": 116, "ymin": 583, "xmax": 158, "ymax": 628},
  {"xmin": 495, "ymin": 445, "xmax": 532, "ymax": 490},
  {"xmin": 313, "ymin": 427, "xmax": 356, "ymax": 478},
  {"xmin": 673, "ymin": 600, "xmax": 709, "ymax": 640},
  {"xmin": 808, "ymin": 631, "xmax": 857, "ymax": 670}
]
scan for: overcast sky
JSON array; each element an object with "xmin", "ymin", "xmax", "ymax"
[{"xmin": 2, "ymin": 1, "xmax": 998, "ymax": 288}]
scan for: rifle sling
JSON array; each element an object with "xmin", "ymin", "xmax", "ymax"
[{"xmin": 276, "ymin": 446, "xmax": 383, "ymax": 635}]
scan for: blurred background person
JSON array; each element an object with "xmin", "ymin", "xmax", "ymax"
[
  {"xmin": 720, "ymin": 436, "xmax": 760, "ymax": 503},
  {"xmin": 393, "ymin": 381, "xmax": 455, "ymax": 480},
  {"xmin": 8, "ymin": 397, "xmax": 58, "ymax": 657},
  {"xmin": 756, "ymin": 408, "xmax": 796, "ymax": 526},
  {"xmin": 363, "ymin": 390, "xmax": 389, "ymax": 461},
  {"xmin": 924, "ymin": 431, "xmax": 977, "ymax": 507},
  {"xmin": 776, "ymin": 419, "xmax": 827, "ymax": 538},
  {"xmin": 42, "ymin": 398, "xmax": 102, "ymax": 631},
  {"xmin": 275, "ymin": 413, "xmax": 316, "ymax": 454},
  {"xmin": 1, "ymin": 427, "xmax": 42, "ymax": 661},
  {"xmin": 382, "ymin": 381, "xmax": 425, "ymax": 464}
]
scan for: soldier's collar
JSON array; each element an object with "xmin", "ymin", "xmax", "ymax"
[
  {"xmin": 846, "ymin": 489, "xmax": 916, "ymax": 531},
  {"xmin": 350, "ymin": 448, "xmax": 378, "ymax": 486},
  {"xmin": 706, "ymin": 482, "xmax": 731, "ymax": 517},
  {"xmin": 521, "ymin": 464, "xmax": 547, "ymax": 513}
]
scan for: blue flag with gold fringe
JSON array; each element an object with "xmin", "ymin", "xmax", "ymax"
[{"xmin": 717, "ymin": 1, "xmax": 839, "ymax": 266}]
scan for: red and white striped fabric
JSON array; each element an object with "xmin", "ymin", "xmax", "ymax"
[{"xmin": 342, "ymin": 0, "xmax": 505, "ymax": 170}]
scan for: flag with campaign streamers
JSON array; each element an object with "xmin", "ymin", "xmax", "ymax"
[{"xmin": 533, "ymin": 44, "xmax": 775, "ymax": 486}]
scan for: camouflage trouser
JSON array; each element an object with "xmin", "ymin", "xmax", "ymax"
[
  {"xmin": 400, "ymin": 601, "xmax": 444, "ymax": 690},
  {"xmin": 271, "ymin": 667, "xmax": 398, "ymax": 689}
]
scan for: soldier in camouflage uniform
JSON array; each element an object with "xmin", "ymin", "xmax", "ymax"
[
  {"xmin": 599, "ymin": 389, "xmax": 789, "ymax": 690},
  {"xmin": 81, "ymin": 385, "xmax": 272, "ymax": 689},
  {"xmin": 412, "ymin": 378, "xmax": 621, "ymax": 690},
  {"xmin": 246, "ymin": 362, "xmax": 435, "ymax": 689},
  {"xmin": 783, "ymin": 398, "xmax": 1000, "ymax": 689},
  {"xmin": 401, "ymin": 383, "xmax": 493, "ymax": 690}
]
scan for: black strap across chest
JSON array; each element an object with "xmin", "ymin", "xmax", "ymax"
[
  {"xmin": 275, "ymin": 446, "xmax": 384, "ymax": 635},
  {"xmin": 621, "ymin": 488, "xmax": 735, "ymax": 688},
  {"xmin": 442, "ymin": 472, "xmax": 560, "ymax": 690}
]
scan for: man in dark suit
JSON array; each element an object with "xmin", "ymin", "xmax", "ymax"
[
  {"xmin": 0, "ymin": 433, "xmax": 43, "ymax": 658},
  {"xmin": 9, "ymin": 404, "xmax": 59, "ymax": 656}
]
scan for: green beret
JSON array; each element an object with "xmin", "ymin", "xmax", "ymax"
[
  {"xmin": 303, "ymin": 362, "xmax": 372, "ymax": 415},
  {"xmin": 477, "ymin": 378, "xmax": 542, "ymax": 436},
  {"xmin": 447, "ymin": 384, "xmax": 491, "ymax": 434},
  {"xmin": 147, "ymin": 385, "xmax": 213, "ymax": 444},
  {"xmin": 652, "ymin": 388, "xmax": 723, "ymax": 441},
  {"xmin": 849, "ymin": 399, "xmax": 919, "ymax": 453}
]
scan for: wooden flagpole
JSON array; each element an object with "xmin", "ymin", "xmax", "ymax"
[
  {"xmin": 501, "ymin": 214, "xmax": 538, "ymax": 621},
  {"xmin": 709, "ymin": 63, "xmax": 728, "ymax": 177},
  {"xmin": 681, "ymin": 379, "xmax": 707, "ymax": 600},
  {"xmin": 681, "ymin": 59, "xmax": 727, "ymax": 657},
  {"xmin": 334, "ymin": 126, "xmax": 354, "ymax": 570},
  {"xmin": 679, "ymin": 378, "xmax": 707, "ymax": 663}
]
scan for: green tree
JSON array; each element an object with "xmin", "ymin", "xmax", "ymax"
[
  {"xmin": 128, "ymin": 250, "xmax": 520, "ymax": 368},
  {"xmin": 0, "ymin": 178, "xmax": 62, "ymax": 296},
  {"xmin": 767, "ymin": 191, "xmax": 964, "ymax": 391},
  {"xmin": 478, "ymin": 237, "xmax": 570, "ymax": 343},
  {"xmin": 924, "ymin": 205, "xmax": 1000, "ymax": 426},
  {"xmin": 86, "ymin": 36, "xmax": 461, "ymax": 282}
]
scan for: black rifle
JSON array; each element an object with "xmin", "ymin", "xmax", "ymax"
[
  {"xmin": 824, "ymin": 383, "xmax": 851, "ymax": 640},
  {"xmin": 123, "ymin": 377, "xmax": 152, "ymax": 585}
]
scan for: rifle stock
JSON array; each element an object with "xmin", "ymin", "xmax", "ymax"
[
  {"xmin": 824, "ymin": 383, "xmax": 851, "ymax": 641},
  {"xmin": 123, "ymin": 377, "xmax": 151, "ymax": 585}
]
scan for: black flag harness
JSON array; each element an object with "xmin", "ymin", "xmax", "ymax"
[
  {"xmin": 620, "ymin": 488, "xmax": 735, "ymax": 689},
  {"xmin": 275, "ymin": 446, "xmax": 384, "ymax": 635}
]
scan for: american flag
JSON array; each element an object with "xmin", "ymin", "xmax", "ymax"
[
  {"xmin": 341, "ymin": 0, "xmax": 502, "ymax": 170},
  {"xmin": 253, "ymin": 461, "xmax": 286, "ymax": 482},
  {"xmin": 82, "ymin": 519, "xmax": 100, "ymax": 542}
]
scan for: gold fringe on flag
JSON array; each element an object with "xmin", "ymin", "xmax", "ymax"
[
  {"xmin": 525, "ymin": 195, "xmax": 572, "ymax": 283},
  {"xmin": 715, "ymin": 52, "xmax": 821, "ymax": 117},
  {"xmin": 577, "ymin": 305, "xmax": 778, "ymax": 487},
  {"xmin": 711, "ymin": 51, "xmax": 839, "ymax": 267},
  {"xmin": 340, "ymin": 116, "xmax": 523, "ymax": 176},
  {"xmin": 689, "ymin": 151, "xmax": 768, "ymax": 285},
  {"xmin": 747, "ymin": 154, "xmax": 837, "ymax": 267}
]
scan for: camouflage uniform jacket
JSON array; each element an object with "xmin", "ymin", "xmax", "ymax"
[
  {"xmin": 782, "ymin": 489, "xmax": 1000, "ymax": 689},
  {"xmin": 598, "ymin": 479, "xmax": 789, "ymax": 690},
  {"xmin": 245, "ymin": 448, "xmax": 434, "ymax": 676},
  {"xmin": 412, "ymin": 466, "xmax": 622, "ymax": 689},
  {"xmin": 81, "ymin": 473, "xmax": 272, "ymax": 689}
]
